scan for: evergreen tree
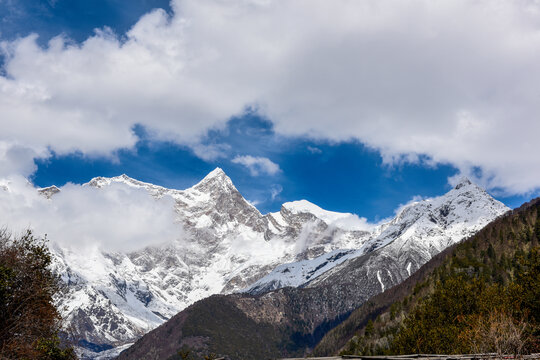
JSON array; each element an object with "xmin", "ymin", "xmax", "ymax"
[{"xmin": 0, "ymin": 230, "xmax": 76, "ymax": 359}]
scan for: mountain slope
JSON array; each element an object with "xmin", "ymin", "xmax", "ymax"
[
  {"xmin": 116, "ymin": 180, "xmax": 508, "ymax": 360},
  {"xmin": 49, "ymin": 169, "xmax": 375, "ymax": 357},
  {"xmin": 246, "ymin": 178, "xmax": 507, "ymax": 295},
  {"xmin": 313, "ymin": 198, "xmax": 540, "ymax": 357}
]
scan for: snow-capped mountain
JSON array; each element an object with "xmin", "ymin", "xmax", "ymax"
[
  {"xmin": 50, "ymin": 169, "xmax": 372, "ymax": 358},
  {"xmin": 246, "ymin": 178, "xmax": 508, "ymax": 294},
  {"xmin": 45, "ymin": 171, "xmax": 508, "ymax": 359},
  {"xmin": 115, "ymin": 180, "xmax": 511, "ymax": 360}
]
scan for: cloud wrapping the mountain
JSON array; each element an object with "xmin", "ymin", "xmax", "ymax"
[
  {"xmin": 1, "ymin": 0, "xmax": 540, "ymax": 193},
  {"xmin": 0, "ymin": 176, "xmax": 182, "ymax": 251}
]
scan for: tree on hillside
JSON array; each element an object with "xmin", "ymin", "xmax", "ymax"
[
  {"xmin": 391, "ymin": 248, "xmax": 540, "ymax": 356},
  {"xmin": 0, "ymin": 229, "xmax": 76, "ymax": 359}
]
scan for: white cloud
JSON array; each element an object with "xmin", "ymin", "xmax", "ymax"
[
  {"xmin": 232, "ymin": 155, "xmax": 281, "ymax": 176},
  {"xmin": 270, "ymin": 184, "xmax": 282, "ymax": 200},
  {"xmin": 190, "ymin": 143, "xmax": 231, "ymax": 161},
  {"xmin": 247, "ymin": 198, "xmax": 261, "ymax": 207},
  {"xmin": 0, "ymin": 142, "xmax": 48, "ymax": 178},
  {"xmin": 0, "ymin": 176, "xmax": 182, "ymax": 252},
  {"xmin": 0, "ymin": 0, "xmax": 540, "ymax": 194},
  {"xmin": 330, "ymin": 215, "xmax": 375, "ymax": 232}
]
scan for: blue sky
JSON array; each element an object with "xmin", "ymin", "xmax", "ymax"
[
  {"xmin": 31, "ymin": 113, "xmax": 528, "ymax": 220},
  {"xmin": 31, "ymin": 114, "xmax": 463, "ymax": 220},
  {"xmin": 0, "ymin": 0, "xmax": 172, "ymax": 44},
  {"xmin": 2, "ymin": 0, "xmax": 538, "ymax": 222}
]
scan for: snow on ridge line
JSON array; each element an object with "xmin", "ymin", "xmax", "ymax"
[
  {"xmin": 84, "ymin": 171, "xmax": 356, "ymax": 222},
  {"xmin": 283, "ymin": 200, "xmax": 352, "ymax": 221},
  {"xmin": 245, "ymin": 180, "xmax": 510, "ymax": 295},
  {"xmin": 203, "ymin": 167, "xmax": 227, "ymax": 179},
  {"xmin": 281, "ymin": 199, "xmax": 374, "ymax": 231},
  {"xmin": 84, "ymin": 167, "xmax": 231, "ymax": 192}
]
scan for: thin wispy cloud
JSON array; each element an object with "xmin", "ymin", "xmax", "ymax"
[
  {"xmin": 190, "ymin": 143, "xmax": 231, "ymax": 161},
  {"xmin": 307, "ymin": 146, "xmax": 322, "ymax": 154},
  {"xmin": 270, "ymin": 184, "xmax": 283, "ymax": 201},
  {"xmin": 232, "ymin": 155, "xmax": 281, "ymax": 176}
]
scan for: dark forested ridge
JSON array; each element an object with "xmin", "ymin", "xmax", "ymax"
[
  {"xmin": 314, "ymin": 198, "xmax": 540, "ymax": 357},
  {"xmin": 116, "ymin": 283, "xmax": 360, "ymax": 360},
  {"xmin": 0, "ymin": 230, "xmax": 76, "ymax": 360}
]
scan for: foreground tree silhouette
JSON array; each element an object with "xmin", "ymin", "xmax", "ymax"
[{"xmin": 0, "ymin": 229, "xmax": 75, "ymax": 359}]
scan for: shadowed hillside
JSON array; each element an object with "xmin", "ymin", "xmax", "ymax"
[{"xmin": 314, "ymin": 198, "xmax": 540, "ymax": 357}]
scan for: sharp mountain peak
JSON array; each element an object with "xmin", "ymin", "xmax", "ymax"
[{"xmin": 453, "ymin": 176, "xmax": 474, "ymax": 190}]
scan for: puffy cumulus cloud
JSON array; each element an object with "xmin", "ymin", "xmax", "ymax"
[
  {"xmin": 232, "ymin": 155, "xmax": 281, "ymax": 176},
  {"xmin": 0, "ymin": 142, "xmax": 49, "ymax": 178},
  {"xmin": 1, "ymin": 0, "xmax": 540, "ymax": 193},
  {"xmin": 0, "ymin": 176, "xmax": 182, "ymax": 252}
]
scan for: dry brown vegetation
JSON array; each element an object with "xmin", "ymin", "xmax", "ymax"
[{"xmin": 463, "ymin": 310, "xmax": 529, "ymax": 358}]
